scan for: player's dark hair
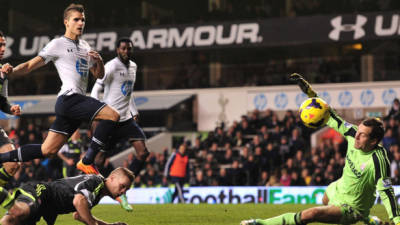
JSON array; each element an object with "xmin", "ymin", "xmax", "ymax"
[
  {"xmin": 116, "ymin": 37, "xmax": 133, "ymax": 49},
  {"xmin": 111, "ymin": 167, "xmax": 135, "ymax": 183},
  {"xmin": 63, "ymin": 3, "xmax": 85, "ymax": 20},
  {"xmin": 0, "ymin": 30, "xmax": 3, "ymax": 37},
  {"xmin": 362, "ymin": 118, "xmax": 384, "ymax": 144}
]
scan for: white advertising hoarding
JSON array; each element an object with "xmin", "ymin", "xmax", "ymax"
[{"xmin": 99, "ymin": 186, "xmax": 400, "ymax": 205}]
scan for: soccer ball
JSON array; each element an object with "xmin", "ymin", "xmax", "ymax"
[{"xmin": 299, "ymin": 97, "xmax": 330, "ymax": 129}]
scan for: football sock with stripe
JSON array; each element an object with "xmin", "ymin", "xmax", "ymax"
[
  {"xmin": 82, "ymin": 120, "xmax": 116, "ymax": 165},
  {"xmin": 255, "ymin": 212, "xmax": 304, "ymax": 225},
  {"xmin": 0, "ymin": 144, "xmax": 43, "ymax": 163}
]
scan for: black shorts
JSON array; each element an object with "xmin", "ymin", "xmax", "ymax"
[
  {"xmin": 14, "ymin": 183, "xmax": 57, "ymax": 225},
  {"xmin": 106, "ymin": 118, "xmax": 146, "ymax": 151},
  {"xmin": 0, "ymin": 127, "xmax": 12, "ymax": 147},
  {"xmin": 50, "ymin": 94, "xmax": 106, "ymax": 136}
]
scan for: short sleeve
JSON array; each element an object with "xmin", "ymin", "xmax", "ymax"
[
  {"xmin": 74, "ymin": 175, "xmax": 104, "ymax": 207},
  {"xmin": 38, "ymin": 39, "xmax": 59, "ymax": 64}
]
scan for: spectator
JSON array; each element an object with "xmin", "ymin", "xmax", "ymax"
[
  {"xmin": 258, "ymin": 171, "xmax": 269, "ymax": 186},
  {"xmin": 391, "ymin": 151, "xmax": 400, "ymax": 185},
  {"xmin": 385, "ymin": 98, "xmax": 400, "ymax": 120},
  {"xmin": 230, "ymin": 160, "xmax": 245, "ymax": 186},
  {"xmin": 290, "ymin": 171, "xmax": 306, "ymax": 186},
  {"xmin": 280, "ymin": 168, "xmax": 291, "ymax": 186},
  {"xmin": 218, "ymin": 168, "xmax": 230, "ymax": 186},
  {"xmin": 192, "ymin": 170, "xmax": 207, "ymax": 186},
  {"xmin": 266, "ymin": 174, "xmax": 280, "ymax": 186}
]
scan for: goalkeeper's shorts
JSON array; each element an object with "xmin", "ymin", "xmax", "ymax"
[{"xmin": 326, "ymin": 181, "xmax": 367, "ymax": 224}]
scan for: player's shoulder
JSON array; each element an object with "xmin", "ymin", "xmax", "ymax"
[
  {"xmin": 129, "ymin": 60, "xmax": 137, "ymax": 68},
  {"xmin": 105, "ymin": 57, "xmax": 119, "ymax": 70}
]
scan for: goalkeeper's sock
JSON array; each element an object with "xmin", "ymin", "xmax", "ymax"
[
  {"xmin": 0, "ymin": 144, "xmax": 43, "ymax": 162},
  {"xmin": 256, "ymin": 212, "xmax": 304, "ymax": 225}
]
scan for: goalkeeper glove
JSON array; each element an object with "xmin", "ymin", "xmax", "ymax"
[{"xmin": 289, "ymin": 73, "xmax": 318, "ymax": 98}]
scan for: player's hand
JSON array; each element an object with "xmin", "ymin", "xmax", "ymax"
[
  {"xmin": 112, "ymin": 222, "xmax": 127, "ymax": 225},
  {"xmin": 66, "ymin": 158, "xmax": 74, "ymax": 166},
  {"xmin": 289, "ymin": 73, "xmax": 317, "ymax": 98},
  {"xmin": 0, "ymin": 63, "xmax": 13, "ymax": 75},
  {"xmin": 133, "ymin": 115, "xmax": 139, "ymax": 122},
  {"xmin": 10, "ymin": 105, "xmax": 21, "ymax": 116},
  {"xmin": 88, "ymin": 50, "xmax": 103, "ymax": 63}
]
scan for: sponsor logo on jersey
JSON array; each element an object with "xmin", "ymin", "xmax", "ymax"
[
  {"xmin": 76, "ymin": 58, "xmax": 89, "ymax": 77},
  {"xmin": 121, "ymin": 80, "xmax": 133, "ymax": 96}
]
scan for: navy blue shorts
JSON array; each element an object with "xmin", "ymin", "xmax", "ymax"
[
  {"xmin": 50, "ymin": 94, "xmax": 106, "ymax": 136},
  {"xmin": 106, "ymin": 118, "xmax": 146, "ymax": 151}
]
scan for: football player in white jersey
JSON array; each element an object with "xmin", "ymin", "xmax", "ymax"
[
  {"xmin": 0, "ymin": 4, "xmax": 119, "ymax": 175},
  {"xmin": 0, "ymin": 31, "xmax": 22, "ymax": 188},
  {"xmin": 89, "ymin": 38, "xmax": 149, "ymax": 211}
]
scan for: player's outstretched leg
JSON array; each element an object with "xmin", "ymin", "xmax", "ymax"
[
  {"xmin": 241, "ymin": 213, "xmax": 301, "ymax": 225},
  {"xmin": 78, "ymin": 106, "xmax": 119, "ymax": 174}
]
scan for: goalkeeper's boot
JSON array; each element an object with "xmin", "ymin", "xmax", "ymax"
[
  {"xmin": 365, "ymin": 215, "xmax": 389, "ymax": 225},
  {"xmin": 76, "ymin": 159, "xmax": 100, "ymax": 175},
  {"xmin": 240, "ymin": 219, "xmax": 258, "ymax": 225},
  {"xmin": 289, "ymin": 73, "xmax": 317, "ymax": 98},
  {"xmin": 116, "ymin": 194, "xmax": 133, "ymax": 212},
  {"xmin": 0, "ymin": 167, "xmax": 12, "ymax": 187}
]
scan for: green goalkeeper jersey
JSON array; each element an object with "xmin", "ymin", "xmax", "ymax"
[{"xmin": 327, "ymin": 110, "xmax": 400, "ymax": 223}]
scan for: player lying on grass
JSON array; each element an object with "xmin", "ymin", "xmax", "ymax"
[
  {"xmin": 0, "ymin": 167, "xmax": 133, "ymax": 225},
  {"xmin": 241, "ymin": 73, "xmax": 398, "ymax": 225}
]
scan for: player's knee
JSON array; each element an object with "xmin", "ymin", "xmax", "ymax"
[
  {"xmin": 41, "ymin": 146, "xmax": 58, "ymax": 158},
  {"xmin": 111, "ymin": 110, "xmax": 120, "ymax": 122},
  {"xmin": 322, "ymin": 193, "xmax": 329, "ymax": 205}
]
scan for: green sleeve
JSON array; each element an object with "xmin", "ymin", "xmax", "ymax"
[
  {"xmin": 373, "ymin": 147, "xmax": 400, "ymax": 223},
  {"xmin": 326, "ymin": 109, "xmax": 358, "ymax": 140}
]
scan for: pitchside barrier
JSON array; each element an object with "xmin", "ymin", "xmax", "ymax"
[{"xmin": 99, "ymin": 186, "xmax": 400, "ymax": 205}]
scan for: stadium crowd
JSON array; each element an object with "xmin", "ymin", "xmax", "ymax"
[{"xmin": 1, "ymin": 98, "xmax": 399, "ymax": 189}]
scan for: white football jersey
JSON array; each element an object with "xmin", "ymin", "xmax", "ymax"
[
  {"xmin": 39, "ymin": 36, "xmax": 93, "ymax": 96},
  {"xmin": 92, "ymin": 57, "xmax": 137, "ymax": 122}
]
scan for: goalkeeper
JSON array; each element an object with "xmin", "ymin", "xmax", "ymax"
[{"xmin": 241, "ymin": 73, "xmax": 399, "ymax": 225}]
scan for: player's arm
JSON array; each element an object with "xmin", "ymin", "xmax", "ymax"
[
  {"xmin": 91, "ymin": 62, "xmax": 112, "ymax": 100},
  {"xmin": 90, "ymin": 81, "xmax": 104, "ymax": 100},
  {"xmin": 73, "ymin": 193, "xmax": 98, "ymax": 225},
  {"xmin": 57, "ymin": 145, "xmax": 74, "ymax": 166},
  {"xmin": 88, "ymin": 50, "xmax": 104, "ymax": 79},
  {"xmin": 129, "ymin": 94, "xmax": 139, "ymax": 121},
  {"xmin": 290, "ymin": 73, "xmax": 356, "ymax": 136},
  {"xmin": 10, "ymin": 56, "xmax": 45, "ymax": 77},
  {"xmin": 163, "ymin": 152, "xmax": 176, "ymax": 178},
  {"xmin": 374, "ymin": 150, "xmax": 400, "ymax": 225},
  {"xmin": 0, "ymin": 96, "xmax": 20, "ymax": 115}
]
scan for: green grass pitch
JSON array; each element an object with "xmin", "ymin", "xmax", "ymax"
[{"xmin": 0, "ymin": 204, "xmax": 389, "ymax": 225}]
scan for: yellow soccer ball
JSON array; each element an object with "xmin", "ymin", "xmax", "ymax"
[{"xmin": 299, "ymin": 97, "xmax": 330, "ymax": 129}]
